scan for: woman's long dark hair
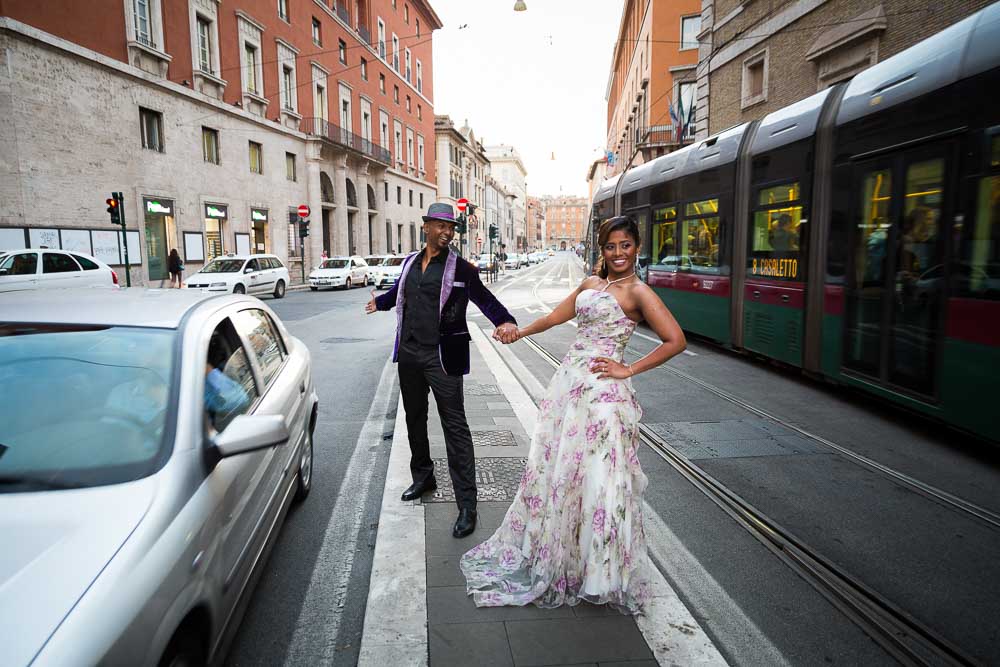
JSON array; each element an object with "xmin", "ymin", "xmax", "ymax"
[
  {"xmin": 595, "ymin": 216, "xmax": 640, "ymax": 279},
  {"xmin": 169, "ymin": 248, "xmax": 180, "ymax": 260}
]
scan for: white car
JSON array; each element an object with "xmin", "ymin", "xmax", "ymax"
[
  {"xmin": 309, "ymin": 256, "xmax": 370, "ymax": 290},
  {"xmin": 185, "ymin": 254, "xmax": 290, "ymax": 298},
  {"xmin": 373, "ymin": 255, "xmax": 406, "ymax": 290},
  {"xmin": 0, "ymin": 248, "xmax": 120, "ymax": 293}
]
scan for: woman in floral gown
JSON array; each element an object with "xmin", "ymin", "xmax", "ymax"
[{"xmin": 461, "ymin": 217, "xmax": 687, "ymax": 614}]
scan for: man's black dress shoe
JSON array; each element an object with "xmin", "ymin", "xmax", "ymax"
[
  {"xmin": 453, "ymin": 508, "xmax": 477, "ymax": 538},
  {"xmin": 401, "ymin": 479, "xmax": 436, "ymax": 501}
]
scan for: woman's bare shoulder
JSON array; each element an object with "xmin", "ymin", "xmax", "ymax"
[{"xmin": 579, "ymin": 275, "xmax": 603, "ymax": 291}]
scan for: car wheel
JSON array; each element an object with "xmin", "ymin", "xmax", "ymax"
[
  {"xmin": 294, "ymin": 424, "xmax": 313, "ymax": 502},
  {"xmin": 273, "ymin": 280, "xmax": 286, "ymax": 299},
  {"xmin": 310, "ymin": 286, "xmax": 318, "ymax": 291},
  {"xmin": 233, "ymin": 284, "xmax": 246, "ymax": 295},
  {"xmin": 158, "ymin": 630, "xmax": 205, "ymax": 667},
  {"xmin": 344, "ymin": 277, "xmax": 352, "ymax": 290}
]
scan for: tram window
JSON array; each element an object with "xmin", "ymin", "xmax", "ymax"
[
  {"xmin": 962, "ymin": 174, "xmax": 1000, "ymax": 299},
  {"xmin": 681, "ymin": 198, "xmax": 720, "ymax": 274},
  {"xmin": 855, "ymin": 170, "xmax": 893, "ymax": 287},
  {"xmin": 748, "ymin": 182, "xmax": 804, "ymax": 281},
  {"xmin": 899, "ymin": 159, "xmax": 943, "ymax": 279},
  {"xmin": 652, "ymin": 205, "xmax": 678, "ymax": 268}
]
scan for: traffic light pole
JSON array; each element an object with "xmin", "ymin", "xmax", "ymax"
[{"xmin": 116, "ymin": 192, "xmax": 131, "ymax": 287}]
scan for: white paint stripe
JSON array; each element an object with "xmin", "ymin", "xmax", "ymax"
[
  {"xmin": 357, "ymin": 391, "xmax": 429, "ymax": 666},
  {"xmin": 476, "ymin": 329, "xmax": 729, "ymax": 665},
  {"xmin": 284, "ymin": 358, "xmax": 398, "ymax": 667}
]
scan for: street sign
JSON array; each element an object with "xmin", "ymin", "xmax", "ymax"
[
  {"xmin": 456, "ymin": 198, "xmax": 468, "ymax": 213},
  {"xmin": 297, "ymin": 204, "xmax": 311, "ymax": 218}
]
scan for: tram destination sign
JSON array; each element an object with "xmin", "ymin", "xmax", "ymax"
[{"xmin": 751, "ymin": 257, "xmax": 799, "ymax": 279}]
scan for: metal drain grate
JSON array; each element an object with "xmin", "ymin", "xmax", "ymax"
[
  {"xmin": 465, "ymin": 383, "xmax": 502, "ymax": 396},
  {"xmin": 471, "ymin": 430, "xmax": 518, "ymax": 447},
  {"xmin": 426, "ymin": 457, "xmax": 527, "ymax": 502}
]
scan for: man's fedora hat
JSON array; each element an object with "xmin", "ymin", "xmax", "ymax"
[{"xmin": 422, "ymin": 202, "xmax": 457, "ymax": 224}]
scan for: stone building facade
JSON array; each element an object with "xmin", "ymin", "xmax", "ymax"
[
  {"xmin": 0, "ymin": 0, "xmax": 441, "ymax": 285},
  {"xmin": 543, "ymin": 196, "xmax": 588, "ymax": 250},
  {"xmin": 434, "ymin": 115, "xmax": 487, "ymax": 257},
  {"xmin": 694, "ymin": 0, "xmax": 992, "ymax": 138},
  {"xmin": 484, "ymin": 144, "xmax": 528, "ymax": 252}
]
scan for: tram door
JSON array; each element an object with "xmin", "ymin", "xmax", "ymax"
[{"xmin": 845, "ymin": 146, "xmax": 950, "ymax": 397}]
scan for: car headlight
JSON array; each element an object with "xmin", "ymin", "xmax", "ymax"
[{"xmin": 210, "ymin": 282, "xmax": 227, "ymax": 287}]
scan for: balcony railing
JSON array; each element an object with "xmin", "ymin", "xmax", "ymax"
[
  {"xmin": 301, "ymin": 117, "xmax": 391, "ymax": 166},
  {"xmin": 136, "ymin": 33, "xmax": 157, "ymax": 50},
  {"xmin": 637, "ymin": 124, "xmax": 696, "ymax": 147}
]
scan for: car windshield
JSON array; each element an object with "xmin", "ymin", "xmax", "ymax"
[
  {"xmin": 365, "ymin": 257, "xmax": 383, "ymax": 265},
  {"xmin": 0, "ymin": 324, "xmax": 175, "ymax": 491},
  {"xmin": 384, "ymin": 257, "xmax": 405, "ymax": 267},
  {"xmin": 201, "ymin": 259, "xmax": 244, "ymax": 273},
  {"xmin": 321, "ymin": 259, "xmax": 349, "ymax": 269}
]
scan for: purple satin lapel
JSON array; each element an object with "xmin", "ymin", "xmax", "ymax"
[
  {"xmin": 392, "ymin": 252, "xmax": 419, "ymax": 358},
  {"xmin": 439, "ymin": 250, "xmax": 457, "ymax": 315}
]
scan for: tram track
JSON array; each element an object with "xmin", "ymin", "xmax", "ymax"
[{"xmin": 519, "ymin": 334, "xmax": 985, "ymax": 667}]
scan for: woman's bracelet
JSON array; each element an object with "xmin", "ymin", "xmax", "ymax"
[{"xmin": 625, "ymin": 363, "xmax": 634, "ymax": 377}]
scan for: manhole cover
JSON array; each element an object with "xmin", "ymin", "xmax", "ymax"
[
  {"xmin": 471, "ymin": 430, "xmax": 517, "ymax": 447},
  {"xmin": 465, "ymin": 383, "xmax": 501, "ymax": 396},
  {"xmin": 320, "ymin": 336, "xmax": 372, "ymax": 343},
  {"xmin": 426, "ymin": 457, "xmax": 527, "ymax": 502}
]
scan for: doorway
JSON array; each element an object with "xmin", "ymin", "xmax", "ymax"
[{"xmin": 322, "ymin": 209, "xmax": 332, "ymax": 258}]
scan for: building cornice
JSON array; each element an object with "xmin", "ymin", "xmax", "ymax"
[{"xmin": 709, "ymin": 0, "xmax": 829, "ymax": 73}]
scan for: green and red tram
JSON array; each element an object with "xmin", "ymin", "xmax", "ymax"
[{"xmin": 591, "ymin": 2, "xmax": 1000, "ymax": 442}]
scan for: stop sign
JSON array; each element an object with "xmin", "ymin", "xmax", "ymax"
[
  {"xmin": 456, "ymin": 198, "xmax": 469, "ymax": 212},
  {"xmin": 297, "ymin": 204, "xmax": 310, "ymax": 218}
]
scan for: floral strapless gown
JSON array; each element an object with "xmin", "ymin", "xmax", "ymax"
[{"xmin": 460, "ymin": 288, "xmax": 651, "ymax": 614}]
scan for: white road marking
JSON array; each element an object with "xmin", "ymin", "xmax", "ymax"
[{"xmin": 284, "ymin": 358, "xmax": 398, "ymax": 667}]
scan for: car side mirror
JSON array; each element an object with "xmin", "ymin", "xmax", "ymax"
[
  {"xmin": 244, "ymin": 267, "xmax": 254, "ymax": 274},
  {"xmin": 0, "ymin": 268, "xmax": 7, "ymax": 276},
  {"xmin": 212, "ymin": 414, "xmax": 289, "ymax": 457}
]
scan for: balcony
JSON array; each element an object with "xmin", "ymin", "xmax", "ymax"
[
  {"xmin": 636, "ymin": 124, "xmax": 696, "ymax": 149},
  {"xmin": 301, "ymin": 117, "xmax": 391, "ymax": 166}
]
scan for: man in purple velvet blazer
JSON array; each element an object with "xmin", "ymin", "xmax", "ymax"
[{"xmin": 366, "ymin": 203, "xmax": 517, "ymax": 538}]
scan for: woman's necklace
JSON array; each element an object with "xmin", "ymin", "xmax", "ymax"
[{"xmin": 602, "ymin": 271, "xmax": 636, "ymax": 291}]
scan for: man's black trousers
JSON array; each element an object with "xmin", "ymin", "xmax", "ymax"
[{"xmin": 397, "ymin": 340, "xmax": 477, "ymax": 510}]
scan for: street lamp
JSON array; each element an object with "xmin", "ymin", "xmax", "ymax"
[{"xmin": 513, "ymin": 1, "xmax": 527, "ymax": 11}]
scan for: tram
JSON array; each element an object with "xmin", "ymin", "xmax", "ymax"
[{"xmin": 591, "ymin": 2, "xmax": 1000, "ymax": 442}]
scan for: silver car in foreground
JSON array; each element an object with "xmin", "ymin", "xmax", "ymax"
[{"xmin": 0, "ymin": 289, "xmax": 318, "ymax": 666}]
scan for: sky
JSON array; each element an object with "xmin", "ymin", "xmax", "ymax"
[{"xmin": 430, "ymin": 0, "xmax": 624, "ymax": 198}]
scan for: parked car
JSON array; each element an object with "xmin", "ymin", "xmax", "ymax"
[
  {"xmin": 503, "ymin": 253, "xmax": 521, "ymax": 270},
  {"xmin": 364, "ymin": 254, "xmax": 392, "ymax": 272},
  {"xmin": 373, "ymin": 255, "xmax": 406, "ymax": 290},
  {"xmin": 0, "ymin": 248, "xmax": 119, "ymax": 293},
  {"xmin": 0, "ymin": 288, "xmax": 318, "ymax": 667},
  {"xmin": 476, "ymin": 253, "xmax": 496, "ymax": 273},
  {"xmin": 308, "ymin": 255, "xmax": 369, "ymax": 290},
  {"xmin": 528, "ymin": 251, "xmax": 545, "ymax": 264},
  {"xmin": 185, "ymin": 254, "xmax": 289, "ymax": 298}
]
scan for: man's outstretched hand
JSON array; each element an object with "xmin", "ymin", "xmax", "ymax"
[
  {"xmin": 493, "ymin": 322, "xmax": 519, "ymax": 344},
  {"xmin": 365, "ymin": 289, "xmax": 377, "ymax": 314}
]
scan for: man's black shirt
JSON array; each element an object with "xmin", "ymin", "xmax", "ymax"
[{"xmin": 402, "ymin": 249, "xmax": 446, "ymax": 346}]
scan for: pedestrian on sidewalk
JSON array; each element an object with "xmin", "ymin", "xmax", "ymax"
[
  {"xmin": 462, "ymin": 216, "xmax": 687, "ymax": 614},
  {"xmin": 365, "ymin": 202, "xmax": 519, "ymax": 538},
  {"xmin": 167, "ymin": 249, "xmax": 183, "ymax": 288}
]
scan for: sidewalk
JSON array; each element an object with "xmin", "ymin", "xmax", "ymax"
[{"xmin": 358, "ymin": 323, "xmax": 727, "ymax": 666}]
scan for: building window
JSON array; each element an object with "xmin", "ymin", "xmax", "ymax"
[
  {"xmin": 384, "ymin": 182, "xmax": 389, "ymax": 201},
  {"xmin": 249, "ymin": 141, "xmax": 263, "ymax": 174},
  {"xmin": 406, "ymin": 129, "xmax": 414, "ymax": 166},
  {"xmin": 196, "ymin": 16, "xmax": 212, "ymax": 73},
  {"xmin": 315, "ymin": 82, "xmax": 327, "ymax": 120},
  {"xmin": 133, "ymin": 0, "xmax": 154, "ymax": 47},
  {"xmin": 417, "ymin": 135, "xmax": 424, "ymax": 171},
  {"xmin": 416, "ymin": 60, "xmax": 423, "ymax": 93},
  {"xmin": 202, "ymin": 127, "xmax": 219, "ymax": 163},
  {"xmin": 409, "ymin": 190, "xmax": 413, "ymax": 206},
  {"xmin": 404, "ymin": 48, "xmax": 411, "ymax": 83},
  {"xmin": 404, "ymin": 3, "xmax": 409, "ymax": 23},
  {"xmin": 339, "ymin": 39, "xmax": 347, "ymax": 64},
  {"xmin": 278, "ymin": 0, "xmax": 289, "ymax": 21},
  {"xmin": 680, "ymin": 15, "xmax": 700, "ymax": 51},
  {"xmin": 405, "ymin": 95, "xmax": 411, "ymax": 112},
  {"xmin": 419, "ymin": 193, "xmax": 424, "ymax": 208},
  {"xmin": 378, "ymin": 18, "xmax": 386, "ymax": 59},
  {"xmin": 361, "ymin": 57, "xmax": 368, "ymax": 80},
  {"xmin": 392, "ymin": 34, "xmax": 399, "ymax": 71},
  {"xmin": 286, "ymin": 152, "xmax": 296, "ymax": 181},
  {"xmin": 244, "ymin": 43, "xmax": 260, "ymax": 94},
  {"xmin": 678, "ymin": 81, "xmax": 697, "ymax": 139},
  {"xmin": 392, "ymin": 0, "xmax": 396, "ymax": 10},
  {"xmin": 379, "ymin": 72, "xmax": 386, "ymax": 93},
  {"xmin": 139, "ymin": 107, "xmax": 163, "ymax": 152},
  {"xmin": 417, "ymin": 104, "xmax": 422, "ymax": 120},
  {"xmin": 416, "ymin": 18, "xmax": 420, "ymax": 36},
  {"xmin": 393, "ymin": 85, "xmax": 400, "ymax": 104},
  {"xmin": 282, "ymin": 66, "xmax": 295, "ymax": 110},
  {"xmin": 742, "ymin": 49, "xmax": 768, "ymax": 109},
  {"xmin": 394, "ymin": 123, "xmax": 403, "ymax": 164},
  {"xmin": 397, "ymin": 186, "xmax": 402, "ymax": 204}
]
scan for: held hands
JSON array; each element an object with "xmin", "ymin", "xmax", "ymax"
[
  {"xmin": 365, "ymin": 289, "xmax": 377, "ymax": 314},
  {"xmin": 493, "ymin": 322, "xmax": 519, "ymax": 344},
  {"xmin": 590, "ymin": 356, "xmax": 634, "ymax": 380}
]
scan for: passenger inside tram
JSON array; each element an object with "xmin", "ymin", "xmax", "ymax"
[{"xmin": 769, "ymin": 214, "xmax": 800, "ymax": 251}]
